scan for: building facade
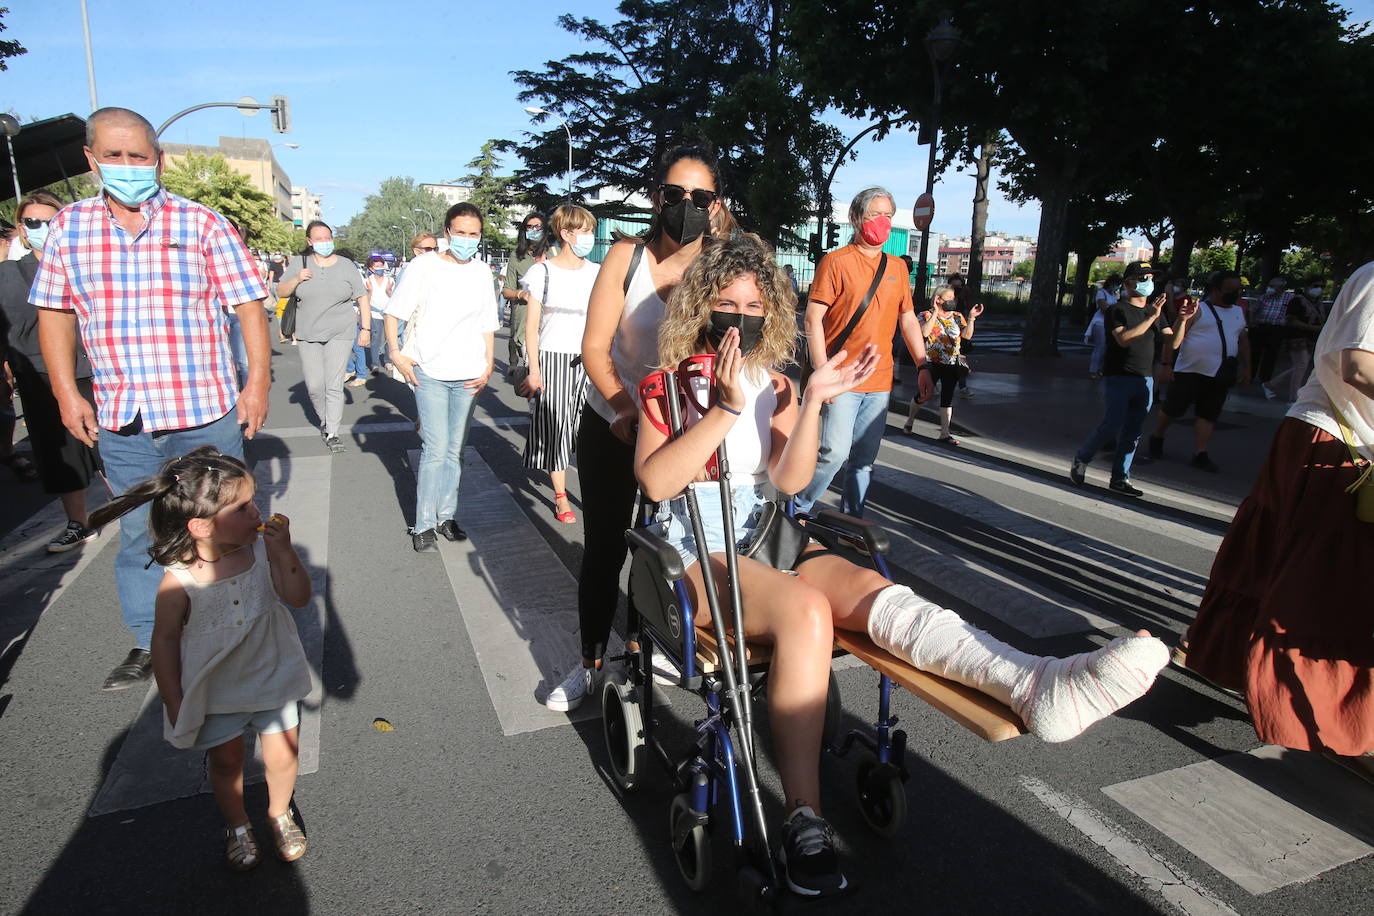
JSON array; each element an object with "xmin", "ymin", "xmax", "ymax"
[
  {"xmin": 161, "ymin": 137, "xmax": 295, "ymax": 222},
  {"xmin": 937, "ymin": 233, "xmax": 1036, "ymax": 280}
]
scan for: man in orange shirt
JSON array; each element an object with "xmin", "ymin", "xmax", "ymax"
[{"xmin": 795, "ymin": 187, "xmax": 934, "ymax": 517}]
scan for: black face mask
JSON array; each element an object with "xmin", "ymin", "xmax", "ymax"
[
  {"xmin": 707, "ymin": 310, "xmax": 766, "ymax": 354},
  {"xmin": 1220, "ymin": 289, "xmax": 1240, "ymax": 305},
  {"xmin": 660, "ymin": 198, "xmax": 711, "ymax": 245}
]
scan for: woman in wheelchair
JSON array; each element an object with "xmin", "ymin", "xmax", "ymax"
[{"xmin": 635, "ymin": 235, "xmax": 1170, "ymax": 897}]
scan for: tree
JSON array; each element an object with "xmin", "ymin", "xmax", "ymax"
[
  {"xmin": 334, "ymin": 177, "xmax": 451, "ymax": 259},
  {"xmin": 459, "ymin": 141, "xmax": 520, "ymax": 249},
  {"xmin": 160, "ymin": 152, "xmax": 295, "ymax": 251},
  {"xmin": 1190, "ymin": 245, "xmax": 1236, "ymax": 277},
  {"xmin": 507, "ymin": 0, "xmax": 842, "ymax": 247},
  {"xmin": 0, "ymin": 8, "xmax": 25, "ymax": 71}
]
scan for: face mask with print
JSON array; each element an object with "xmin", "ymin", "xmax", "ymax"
[
  {"xmin": 312, "ymin": 241, "xmax": 335, "ymax": 257},
  {"xmin": 98, "ymin": 163, "xmax": 160, "ymax": 206},
  {"xmin": 449, "ymin": 236, "xmax": 480, "ymax": 260},
  {"xmin": 706, "ymin": 310, "xmax": 766, "ymax": 355},
  {"xmin": 570, "ymin": 233, "xmax": 595, "ymax": 258}
]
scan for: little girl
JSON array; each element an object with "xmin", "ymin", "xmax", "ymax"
[{"xmin": 90, "ymin": 446, "xmax": 314, "ymax": 871}]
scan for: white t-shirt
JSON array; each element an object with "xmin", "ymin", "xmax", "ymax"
[
  {"xmin": 1174, "ymin": 300, "xmax": 1248, "ymax": 377},
  {"xmin": 519, "ymin": 260, "xmax": 600, "ymax": 354},
  {"xmin": 1095, "ymin": 287, "xmax": 1119, "ymax": 309},
  {"xmin": 1289, "ymin": 260, "xmax": 1374, "ymax": 461},
  {"xmin": 385, "ymin": 254, "xmax": 499, "ymax": 381}
]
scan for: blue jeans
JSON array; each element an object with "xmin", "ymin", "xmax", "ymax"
[
  {"xmin": 101, "ymin": 409, "xmax": 244, "ymax": 649},
  {"xmin": 794, "ymin": 389, "xmax": 890, "ymax": 518},
  {"xmin": 413, "ymin": 366, "xmax": 479, "ymax": 532},
  {"xmin": 226, "ymin": 311, "xmax": 249, "ymax": 387},
  {"xmin": 1075, "ymin": 374, "xmax": 1154, "ymax": 482},
  {"xmin": 348, "ymin": 330, "xmax": 370, "ymax": 377},
  {"xmin": 370, "ymin": 316, "xmax": 390, "ymax": 369}
]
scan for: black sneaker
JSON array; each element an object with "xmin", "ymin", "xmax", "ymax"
[
  {"xmin": 778, "ymin": 806, "xmax": 847, "ymax": 897},
  {"xmin": 47, "ymin": 521, "xmax": 98, "ymax": 553},
  {"xmin": 1147, "ymin": 435, "xmax": 1165, "ymax": 460},
  {"xmin": 326, "ymin": 436, "xmax": 346, "ymax": 453},
  {"xmin": 437, "ymin": 519, "xmax": 467, "ymax": 542},
  {"xmin": 102, "ymin": 648, "xmax": 152, "ymax": 691},
  {"xmin": 1109, "ymin": 478, "xmax": 1144, "ymax": 498},
  {"xmin": 1070, "ymin": 457, "xmax": 1087, "ymax": 486},
  {"xmin": 411, "ymin": 528, "xmax": 438, "ymax": 552},
  {"xmin": 1190, "ymin": 451, "xmax": 1220, "ymax": 473}
]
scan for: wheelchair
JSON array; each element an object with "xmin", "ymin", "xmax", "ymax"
[{"xmin": 598, "ymin": 355, "xmax": 919, "ymax": 906}]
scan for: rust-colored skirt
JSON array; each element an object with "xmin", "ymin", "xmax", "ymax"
[{"xmin": 1186, "ymin": 417, "xmax": 1374, "ymax": 755}]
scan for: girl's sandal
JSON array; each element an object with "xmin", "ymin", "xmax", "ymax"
[
  {"xmin": 225, "ymin": 823, "xmax": 261, "ymax": 871},
  {"xmin": 271, "ymin": 811, "xmax": 308, "ymax": 862},
  {"xmin": 553, "ymin": 491, "xmax": 577, "ymax": 524}
]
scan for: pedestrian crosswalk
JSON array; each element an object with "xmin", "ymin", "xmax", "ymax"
[{"xmin": 969, "ymin": 328, "xmax": 1093, "ymax": 354}]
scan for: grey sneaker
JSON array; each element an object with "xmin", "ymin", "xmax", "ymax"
[
  {"xmin": 411, "ymin": 528, "xmax": 438, "ymax": 552},
  {"xmin": 326, "ymin": 436, "xmax": 346, "ymax": 453},
  {"xmin": 47, "ymin": 521, "xmax": 98, "ymax": 553},
  {"xmin": 545, "ymin": 665, "xmax": 602, "ymax": 712}
]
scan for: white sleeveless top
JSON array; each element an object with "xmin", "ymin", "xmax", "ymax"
[
  {"xmin": 367, "ymin": 274, "xmax": 392, "ymax": 318},
  {"xmin": 163, "ymin": 540, "xmax": 313, "ymax": 749},
  {"xmin": 679, "ymin": 365, "xmax": 777, "ymax": 485},
  {"xmin": 587, "ymin": 245, "xmax": 668, "ymax": 424}
]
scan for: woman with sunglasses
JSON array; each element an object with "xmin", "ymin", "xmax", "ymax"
[
  {"xmin": 544, "ymin": 143, "xmax": 729, "ymax": 712},
  {"xmin": 637, "ymin": 234, "xmax": 1169, "ymax": 896},
  {"xmin": 0, "ymin": 191, "xmax": 105, "ymax": 551}
]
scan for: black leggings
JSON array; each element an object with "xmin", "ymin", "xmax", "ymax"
[
  {"xmin": 930, "ymin": 363, "xmax": 962, "ymax": 408},
  {"xmin": 575, "ymin": 405, "xmax": 641, "ymax": 662}
]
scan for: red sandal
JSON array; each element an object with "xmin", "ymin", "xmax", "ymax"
[{"xmin": 554, "ymin": 492, "xmax": 577, "ymax": 524}]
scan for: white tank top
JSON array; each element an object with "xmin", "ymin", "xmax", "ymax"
[
  {"xmin": 587, "ymin": 246, "xmax": 668, "ymax": 424},
  {"xmin": 367, "ymin": 274, "xmax": 391, "ymax": 317},
  {"xmin": 680, "ymin": 365, "xmax": 777, "ymax": 484}
]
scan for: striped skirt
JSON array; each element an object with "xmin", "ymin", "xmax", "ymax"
[{"xmin": 523, "ymin": 350, "xmax": 589, "ymax": 472}]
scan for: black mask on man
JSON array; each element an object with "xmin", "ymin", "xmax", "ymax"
[
  {"xmin": 707, "ymin": 310, "xmax": 765, "ymax": 354},
  {"xmin": 1220, "ymin": 289, "xmax": 1240, "ymax": 305},
  {"xmin": 660, "ymin": 198, "xmax": 711, "ymax": 245}
]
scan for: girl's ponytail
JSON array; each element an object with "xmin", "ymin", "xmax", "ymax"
[{"xmin": 89, "ymin": 476, "xmax": 174, "ymax": 532}]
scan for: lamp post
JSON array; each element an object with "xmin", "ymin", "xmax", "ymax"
[
  {"xmin": 524, "ymin": 106, "xmax": 573, "ymax": 200},
  {"xmin": 915, "ymin": 17, "xmax": 962, "ymax": 304},
  {"xmin": 389, "ymin": 224, "xmax": 406, "ymax": 257},
  {"xmin": 0, "ymin": 115, "xmax": 22, "ymax": 204},
  {"xmin": 413, "ymin": 206, "xmax": 437, "ymax": 232}
]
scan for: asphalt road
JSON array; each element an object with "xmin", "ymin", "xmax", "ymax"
[{"xmin": 0, "ymin": 326, "xmax": 1369, "ymax": 916}]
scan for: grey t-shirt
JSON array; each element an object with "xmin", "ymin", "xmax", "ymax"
[{"xmin": 280, "ymin": 254, "xmax": 367, "ymax": 341}]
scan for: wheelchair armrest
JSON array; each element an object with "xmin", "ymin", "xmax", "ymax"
[
  {"xmin": 624, "ymin": 527, "xmax": 686, "ymax": 581},
  {"xmin": 809, "ymin": 509, "xmax": 890, "ymax": 556}
]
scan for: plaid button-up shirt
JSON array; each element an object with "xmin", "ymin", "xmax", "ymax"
[
  {"xmin": 30, "ymin": 189, "xmax": 268, "ymax": 433},
  {"xmin": 1253, "ymin": 289, "xmax": 1295, "ymax": 326}
]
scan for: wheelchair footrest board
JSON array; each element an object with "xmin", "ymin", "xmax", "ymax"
[{"xmin": 832, "ymin": 631, "xmax": 1026, "ymax": 742}]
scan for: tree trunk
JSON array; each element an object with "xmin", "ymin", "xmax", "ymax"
[
  {"xmin": 967, "ymin": 140, "xmax": 993, "ymax": 298},
  {"xmin": 1071, "ymin": 251, "xmax": 1092, "ymax": 326},
  {"xmin": 1021, "ymin": 179, "xmax": 1073, "ymax": 357},
  {"xmin": 1170, "ymin": 225, "xmax": 1198, "ymax": 280}
]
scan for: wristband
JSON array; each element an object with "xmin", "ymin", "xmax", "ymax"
[
  {"xmin": 917, "ymin": 363, "xmax": 932, "ymax": 372},
  {"xmin": 717, "ymin": 402, "xmax": 742, "ymax": 416}
]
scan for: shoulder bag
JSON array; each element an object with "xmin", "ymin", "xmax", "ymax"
[
  {"xmin": 279, "ymin": 254, "xmax": 306, "ymax": 339},
  {"xmin": 1204, "ymin": 301, "xmax": 1239, "ymax": 388},
  {"xmin": 799, "ymin": 253, "xmax": 888, "ymax": 391}
]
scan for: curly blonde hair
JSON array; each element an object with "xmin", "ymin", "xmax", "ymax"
[{"xmin": 658, "ymin": 234, "xmax": 798, "ymax": 372}]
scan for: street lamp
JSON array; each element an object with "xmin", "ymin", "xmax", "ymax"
[
  {"xmin": 0, "ymin": 114, "xmax": 22, "ymax": 204},
  {"xmin": 389, "ymin": 224, "xmax": 406, "ymax": 257},
  {"xmin": 413, "ymin": 206, "xmax": 438, "ymax": 230},
  {"xmin": 915, "ymin": 16, "xmax": 962, "ymax": 303},
  {"xmin": 524, "ymin": 106, "xmax": 573, "ymax": 200}
]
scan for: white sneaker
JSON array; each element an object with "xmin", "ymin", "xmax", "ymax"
[{"xmin": 546, "ymin": 665, "xmax": 602, "ymax": 712}]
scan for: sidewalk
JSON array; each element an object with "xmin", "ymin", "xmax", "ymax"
[{"xmin": 890, "ymin": 348, "xmax": 1291, "ymax": 508}]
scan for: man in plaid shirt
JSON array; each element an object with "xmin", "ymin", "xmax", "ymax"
[
  {"xmin": 1248, "ymin": 273, "xmax": 1295, "ymax": 383},
  {"xmin": 34, "ymin": 108, "xmax": 271, "ymax": 690}
]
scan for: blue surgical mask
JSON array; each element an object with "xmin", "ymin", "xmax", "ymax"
[
  {"xmin": 1133, "ymin": 278, "xmax": 1154, "ymax": 298},
  {"xmin": 449, "ymin": 236, "xmax": 479, "ymax": 260},
  {"xmin": 526, "ymin": 227, "xmax": 543, "ymax": 242},
  {"xmin": 571, "ymin": 233, "xmax": 595, "ymax": 258},
  {"xmin": 312, "ymin": 241, "xmax": 335, "ymax": 257},
  {"xmin": 25, "ymin": 225, "xmax": 49, "ymax": 252},
  {"xmin": 98, "ymin": 163, "xmax": 160, "ymax": 206},
  {"xmin": 371, "ymin": 267, "xmax": 386, "ymax": 275}
]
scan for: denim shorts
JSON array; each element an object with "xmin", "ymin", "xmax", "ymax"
[
  {"xmin": 654, "ymin": 482, "xmax": 768, "ymax": 569},
  {"xmin": 192, "ymin": 701, "xmax": 300, "ymax": 751}
]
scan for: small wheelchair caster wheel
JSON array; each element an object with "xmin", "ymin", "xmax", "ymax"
[
  {"xmin": 735, "ymin": 864, "xmax": 775, "ymax": 912},
  {"xmin": 601, "ymin": 678, "xmax": 645, "ymax": 791},
  {"xmin": 668, "ymin": 793, "xmax": 711, "ymax": 891},
  {"xmin": 855, "ymin": 749, "xmax": 907, "ymax": 838}
]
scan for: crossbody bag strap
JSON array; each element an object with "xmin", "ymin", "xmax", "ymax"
[
  {"xmin": 623, "ymin": 242, "xmax": 645, "ymax": 296},
  {"xmin": 827, "ymin": 253, "xmax": 888, "ymax": 358},
  {"xmin": 1204, "ymin": 301, "xmax": 1229, "ymax": 360},
  {"xmin": 1328, "ymin": 396, "xmax": 1374, "ymax": 490}
]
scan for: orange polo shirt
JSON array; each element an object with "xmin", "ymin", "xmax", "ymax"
[{"xmin": 809, "ymin": 244, "xmax": 913, "ymax": 393}]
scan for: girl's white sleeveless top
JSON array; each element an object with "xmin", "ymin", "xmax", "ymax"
[{"xmin": 587, "ymin": 245, "xmax": 668, "ymax": 424}]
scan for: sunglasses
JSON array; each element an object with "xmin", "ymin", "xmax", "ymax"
[
  {"xmin": 417, "ymin": 246, "xmax": 438, "ymax": 252},
  {"xmin": 22, "ymin": 217, "xmax": 50, "ymax": 230},
  {"xmin": 658, "ymin": 184, "xmax": 718, "ymax": 209}
]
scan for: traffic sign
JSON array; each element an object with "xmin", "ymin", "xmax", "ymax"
[{"xmin": 913, "ymin": 192, "xmax": 935, "ymax": 231}]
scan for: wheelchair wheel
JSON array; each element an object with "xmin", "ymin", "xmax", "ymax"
[
  {"xmin": 668, "ymin": 793, "xmax": 711, "ymax": 891},
  {"xmin": 602, "ymin": 679, "xmax": 645, "ymax": 791},
  {"xmin": 855, "ymin": 749, "xmax": 907, "ymax": 838}
]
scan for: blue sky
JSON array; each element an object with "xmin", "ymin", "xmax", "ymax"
[{"xmin": 7, "ymin": 1, "xmax": 1372, "ymax": 243}]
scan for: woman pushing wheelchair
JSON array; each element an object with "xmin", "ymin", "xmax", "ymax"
[{"xmin": 634, "ymin": 234, "xmax": 1170, "ymax": 898}]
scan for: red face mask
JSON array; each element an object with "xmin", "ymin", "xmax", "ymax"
[{"xmin": 860, "ymin": 214, "xmax": 891, "ymax": 246}]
